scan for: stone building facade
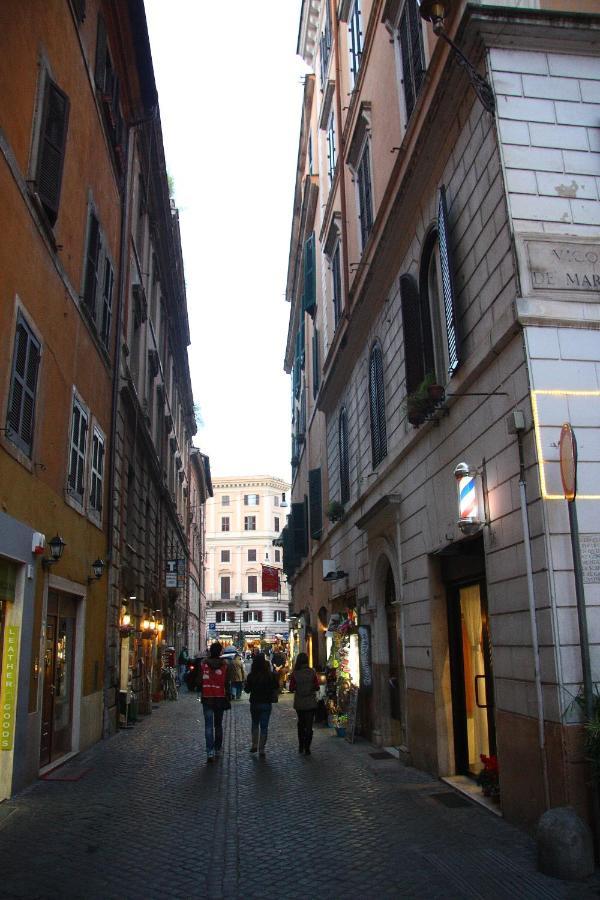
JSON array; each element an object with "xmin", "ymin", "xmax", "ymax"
[{"xmin": 285, "ymin": 0, "xmax": 600, "ymax": 827}]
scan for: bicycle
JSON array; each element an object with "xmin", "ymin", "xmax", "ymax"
[{"xmin": 161, "ymin": 666, "xmax": 179, "ymax": 701}]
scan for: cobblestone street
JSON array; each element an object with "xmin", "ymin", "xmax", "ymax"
[{"xmin": 0, "ymin": 692, "xmax": 598, "ymax": 900}]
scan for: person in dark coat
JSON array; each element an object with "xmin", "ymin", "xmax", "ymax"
[
  {"xmin": 289, "ymin": 652, "xmax": 319, "ymax": 755},
  {"xmin": 244, "ymin": 653, "xmax": 279, "ymax": 757}
]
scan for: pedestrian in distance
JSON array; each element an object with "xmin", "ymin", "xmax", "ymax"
[
  {"xmin": 177, "ymin": 646, "xmax": 189, "ymax": 686},
  {"xmin": 199, "ymin": 642, "xmax": 231, "ymax": 763},
  {"xmin": 244, "ymin": 652, "xmax": 279, "ymax": 757},
  {"xmin": 289, "ymin": 652, "xmax": 319, "ymax": 755},
  {"xmin": 229, "ymin": 653, "xmax": 245, "ymax": 700}
]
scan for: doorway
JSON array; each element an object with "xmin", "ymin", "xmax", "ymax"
[
  {"xmin": 385, "ymin": 565, "xmax": 405, "ymax": 746},
  {"xmin": 40, "ymin": 591, "xmax": 77, "ymax": 767},
  {"xmin": 447, "ymin": 581, "xmax": 496, "ymax": 777}
]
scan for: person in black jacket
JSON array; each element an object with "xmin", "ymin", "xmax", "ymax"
[{"xmin": 244, "ymin": 653, "xmax": 279, "ymax": 757}]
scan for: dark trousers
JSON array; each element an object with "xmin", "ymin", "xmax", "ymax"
[{"xmin": 296, "ymin": 709, "xmax": 315, "ymax": 750}]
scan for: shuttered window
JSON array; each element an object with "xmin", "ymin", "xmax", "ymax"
[
  {"xmin": 399, "ymin": 0, "xmax": 426, "ymax": 122},
  {"xmin": 248, "ymin": 576, "xmax": 258, "ymax": 594},
  {"xmin": 6, "ymin": 315, "xmax": 40, "ymax": 457},
  {"xmin": 327, "ymin": 111, "xmax": 336, "ymax": 185},
  {"xmin": 83, "ymin": 211, "xmax": 101, "ymax": 316},
  {"xmin": 68, "ymin": 397, "xmax": 88, "ymax": 503},
  {"xmin": 312, "ymin": 328, "xmax": 320, "ymax": 398},
  {"xmin": 83, "ymin": 208, "xmax": 114, "ymax": 350},
  {"xmin": 302, "ymin": 233, "xmax": 316, "ymax": 317},
  {"xmin": 90, "ymin": 427, "xmax": 105, "ymax": 514},
  {"xmin": 95, "ymin": 15, "xmax": 123, "ymax": 158},
  {"xmin": 348, "ymin": 0, "xmax": 363, "ymax": 88},
  {"xmin": 291, "ymin": 501, "xmax": 308, "ymax": 560},
  {"xmin": 400, "ymin": 273, "xmax": 428, "ymax": 397},
  {"xmin": 438, "ymin": 186, "xmax": 460, "ymax": 375},
  {"xmin": 369, "ymin": 343, "xmax": 387, "ymax": 469},
  {"xmin": 309, "ymin": 468, "xmax": 323, "ymax": 541},
  {"xmin": 35, "ymin": 78, "xmax": 69, "ymax": 226},
  {"xmin": 220, "ymin": 577, "xmax": 230, "ymax": 599},
  {"xmin": 100, "ymin": 256, "xmax": 114, "ymax": 348},
  {"xmin": 339, "ymin": 407, "xmax": 350, "ymax": 504},
  {"xmin": 332, "ymin": 243, "xmax": 342, "ymax": 327},
  {"xmin": 357, "ymin": 144, "xmax": 373, "ymax": 251}
]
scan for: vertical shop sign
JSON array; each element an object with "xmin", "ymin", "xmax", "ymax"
[
  {"xmin": 358, "ymin": 625, "xmax": 372, "ymax": 690},
  {"xmin": 1, "ymin": 625, "xmax": 20, "ymax": 751}
]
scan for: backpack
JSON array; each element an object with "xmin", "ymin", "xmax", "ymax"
[{"xmin": 201, "ymin": 660, "xmax": 227, "ymax": 698}]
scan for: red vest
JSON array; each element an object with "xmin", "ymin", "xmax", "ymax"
[{"xmin": 201, "ymin": 660, "xmax": 227, "ymax": 698}]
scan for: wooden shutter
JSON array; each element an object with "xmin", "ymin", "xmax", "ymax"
[
  {"xmin": 36, "ymin": 78, "xmax": 69, "ymax": 226},
  {"xmin": 309, "ymin": 468, "xmax": 323, "ymax": 541},
  {"xmin": 302, "ymin": 233, "xmax": 316, "ymax": 317},
  {"xmin": 95, "ymin": 15, "xmax": 107, "ymax": 89},
  {"xmin": 438, "ymin": 186, "xmax": 460, "ymax": 375},
  {"xmin": 400, "ymin": 274, "xmax": 425, "ymax": 396},
  {"xmin": 257, "ymin": 611, "xmax": 263, "ymax": 623},
  {"xmin": 339, "ymin": 408, "xmax": 350, "ymax": 504},
  {"xmin": 399, "ymin": 7, "xmax": 414, "ymax": 121},
  {"xmin": 369, "ymin": 344, "xmax": 387, "ymax": 468},
  {"xmin": 83, "ymin": 211, "xmax": 101, "ymax": 316},
  {"xmin": 312, "ymin": 328, "xmax": 320, "ymax": 398},
  {"xmin": 100, "ymin": 255, "xmax": 114, "ymax": 347},
  {"xmin": 7, "ymin": 317, "xmax": 40, "ymax": 456},
  {"xmin": 291, "ymin": 502, "xmax": 308, "ymax": 560},
  {"xmin": 408, "ymin": 0, "xmax": 425, "ymax": 101}
]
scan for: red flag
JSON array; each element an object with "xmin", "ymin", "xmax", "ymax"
[{"xmin": 261, "ymin": 565, "xmax": 279, "ymax": 594}]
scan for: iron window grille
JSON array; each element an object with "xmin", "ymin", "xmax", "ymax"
[{"xmin": 348, "ymin": 0, "xmax": 363, "ymax": 88}]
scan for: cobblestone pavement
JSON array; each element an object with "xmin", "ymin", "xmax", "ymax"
[{"xmin": 1, "ymin": 692, "xmax": 599, "ymax": 900}]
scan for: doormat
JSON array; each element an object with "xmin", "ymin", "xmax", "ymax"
[
  {"xmin": 40, "ymin": 766, "xmax": 92, "ymax": 782},
  {"xmin": 370, "ymin": 751, "xmax": 394, "ymax": 760},
  {"xmin": 431, "ymin": 792, "xmax": 472, "ymax": 808}
]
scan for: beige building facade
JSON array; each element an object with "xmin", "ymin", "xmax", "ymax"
[{"xmin": 205, "ymin": 476, "xmax": 290, "ymax": 647}]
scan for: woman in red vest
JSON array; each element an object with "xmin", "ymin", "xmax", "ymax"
[{"xmin": 200, "ymin": 642, "xmax": 231, "ymax": 762}]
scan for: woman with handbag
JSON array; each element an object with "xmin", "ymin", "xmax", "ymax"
[
  {"xmin": 289, "ymin": 652, "xmax": 319, "ymax": 755},
  {"xmin": 244, "ymin": 653, "xmax": 279, "ymax": 757}
]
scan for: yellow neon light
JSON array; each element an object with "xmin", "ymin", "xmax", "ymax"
[{"xmin": 531, "ymin": 389, "xmax": 600, "ymax": 500}]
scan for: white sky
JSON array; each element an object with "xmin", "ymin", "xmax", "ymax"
[{"xmin": 145, "ymin": 1, "xmax": 307, "ymax": 482}]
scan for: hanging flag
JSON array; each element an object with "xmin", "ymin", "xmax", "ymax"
[{"xmin": 262, "ymin": 565, "xmax": 279, "ymax": 594}]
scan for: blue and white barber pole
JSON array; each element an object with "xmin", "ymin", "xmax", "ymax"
[{"xmin": 454, "ymin": 462, "xmax": 481, "ymax": 534}]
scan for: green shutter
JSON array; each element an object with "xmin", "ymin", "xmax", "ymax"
[
  {"xmin": 400, "ymin": 274, "xmax": 424, "ymax": 397},
  {"xmin": 291, "ymin": 502, "xmax": 308, "ymax": 560},
  {"xmin": 36, "ymin": 78, "xmax": 69, "ymax": 226},
  {"xmin": 438, "ymin": 186, "xmax": 460, "ymax": 375},
  {"xmin": 302, "ymin": 232, "xmax": 316, "ymax": 317},
  {"xmin": 312, "ymin": 328, "xmax": 320, "ymax": 398},
  {"xmin": 309, "ymin": 468, "xmax": 323, "ymax": 541}
]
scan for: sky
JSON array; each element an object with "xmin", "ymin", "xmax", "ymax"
[{"xmin": 145, "ymin": 1, "xmax": 307, "ymax": 482}]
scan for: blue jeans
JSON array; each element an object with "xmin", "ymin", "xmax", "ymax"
[
  {"xmin": 202, "ymin": 704, "xmax": 224, "ymax": 754},
  {"xmin": 250, "ymin": 702, "xmax": 272, "ymax": 736},
  {"xmin": 231, "ymin": 681, "xmax": 243, "ymax": 700}
]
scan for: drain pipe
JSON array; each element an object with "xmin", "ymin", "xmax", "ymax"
[{"xmin": 515, "ymin": 413, "xmax": 550, "ymax": 809}]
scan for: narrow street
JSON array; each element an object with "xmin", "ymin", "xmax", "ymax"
[{"xmin": 0, "ymin": 693, "xmax": 597, "ymax": 900}]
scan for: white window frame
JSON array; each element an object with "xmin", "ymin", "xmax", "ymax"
[
  {"xmin": 274, "ymin": 610, "xmax": 287, "ymax": 623},
  {"xmin": 67, "ymin": 392, "xmax": 89, "ymax": 509},
  {"xmin": 89, "ymin": 423, "xmax": 105, "ymax": 523},
  {"xmin": 244, "ymin": 516, "xmax": 256, "ymax": 531}
]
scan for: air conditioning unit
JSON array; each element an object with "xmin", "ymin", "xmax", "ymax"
[{"xmin": 322, "ymin": 560, "xmax": 348, "ymax": 581}]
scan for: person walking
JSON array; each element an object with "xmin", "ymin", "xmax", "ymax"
[
  {"xmin": 177, "ymin": 646, "xmax": 189, "ymax": 686},
  {"xmin": 229, "ymin": 653, "xmax": 245, "ymax": 700},
  {"xmin": 244, "ymin": 652, "xmax": 279, "ymax": 757},
  {"xmin": 199, "ymin": 642, "xmax": 231, "ymax": 763},
  {"xmin": 289, "ymin": 652, "xmax": 319, "ymax": 755}
]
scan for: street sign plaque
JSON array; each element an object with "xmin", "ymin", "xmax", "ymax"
[{"xmin": 559, "ymin": 423, "xmax": 577, "ymax": 502}]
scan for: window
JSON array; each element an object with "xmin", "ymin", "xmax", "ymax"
[
  {"xmin": 275, "ymin": 549, "xmax": 281, "ymax": 563},
  {"xmin": 34, "ymin": 76, "xmax": 69, "ymax": 226},
  {"xmin": 6, "ymin": 314, "xmax": 41, "ymax": 457},
  {"xmin": 248, "ymin": 549, "xmax": 257, "ymax": 562},
  {"xmin": 339, "ymin": 407, "xmax": 350, "ymax": 504},
  {"xmin": 274, "ymin": 496, "xmax": 280, "ymax": 507},
  {"xmin": 319, "ymin": 0, "xmax": 332, "ymax": 86},
  {"xmin": 399, "ymin": 0, "xmax": 426, "ymax": 123},
  {"xmin": 243, "ymin": 610, "xmax": 263, "ymax": 623},
  {"xmin": 221, "ymin": 517, "xmax": 230, "ymax": 532},
  {"xmin": 83, "ymin": 207, "xmax": 114, "ymax": 349},
  {"xmin": 222, "ymin": 495, "xmax": 230, "ymax": 506},
  {"xmin": 244, "ymin": 516, "xmax": 256, "ymax": 531},
  {"xmin": 220, "ymin": 577, "xmax": 230, "ymax": 599},
  {"xmin": 274, "ymin": 516, "xmax": 280, "ymax": 532},
  {"xmin": 221, "ymin": 550, "xmax": 230, "ymax": 563},
  {"xmin": 369, "ymin": 343, "xmax": 387, "ymax": 469},
  {"xmin": 327, "ymin": 110, "xmax": 336, "ymax": 185},
  {"xmin": 248, "ymin": 575, "xmax": 258, "ymax": 593},
  {"xmin": 308, "ymin": 132, "xmax": 314, "ymax": 176},
  {"xmin": 302, "ymin": 234, "xmax": 316, "ymax": 317},
  {"xmin": 274, "ymin": 610, "xmax": 287, "ymax": 623},
  {"xmin": 356, "ymin": 142, "xmax": 373, "ymax": 251},
  {"xmin": 332, "ymin": 243, "xmax": 342, "ymax": 328},
  {"xmin": 348, "ymin": 0, "xmax": 363, "ymax": 88},
  {"xmin": 216, "ymin": 610, "xmax": 235, "ymax": 624},
  {"xmin": 95, "ymin": 15, "xmax": 124, "ymax": 163},
  {"xmin": 309, "ymin": 468, "xmax": 323, "ymax": 541},
  {"xmin": 89, "ymin": 427, "xmax": 105, "ymax": 515},
  {"xmin": 244, "ymin": 494, "xmax": 260, "ymax": 506},
  {"xmin": 68, "ymin": 396, "xmax": 89, "ymax": 503},
  {"xmin": 312, "ymin": 328, "xmax": 320, "ymax": 399}
]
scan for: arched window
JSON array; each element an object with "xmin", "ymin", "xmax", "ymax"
[
  {"xmin": 339, "ymin": 407, "xmax": 350, "ymax": 504},
  {"xmin": 368, "ymin": 342, "xmax": 387, "ymax": 469}
]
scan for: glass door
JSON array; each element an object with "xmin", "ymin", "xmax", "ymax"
[{"xmin": 39, "ymin": 592, "xmax": 77, "ymax": 766}]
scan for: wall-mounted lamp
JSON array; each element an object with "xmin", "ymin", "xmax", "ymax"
[
  {"xmin": 88, "ymin": 558, "xmax": 105, "ymax": 584},
  {"xmin": 42, "ymin": 534, "xmax": 66, "ymax": 569},
  {"xmin": 121, "ymin": 606, "xmax": 131, "ymax": 628},
  {"xmin": 280, "ymin": 492, "xmax": 288, "ymax": 508},
  {"xmin": 454, "ymin": 462, "xmax": 484, "ymax": 534},
  {"xmin": 419, "ymin": 0, "xmax": 495, "ymax": 113},
  {"xmin": 156, "ymin": 621, "xmax": 164, "ymax": 636},
  {"xmin": 142, "ymin": 614, "xmax": 151, "ymax": 631}
]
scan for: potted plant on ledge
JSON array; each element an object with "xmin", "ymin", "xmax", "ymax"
[{"xmin": 404, "ymin": 372, "xmax": 445, "ymax": 427}]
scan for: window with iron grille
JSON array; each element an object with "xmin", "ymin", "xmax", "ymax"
[
  {"xmin": 220, "ymin": 577, "xmax": 230, "ymax": 600},
  {"xmin": 244, "ymin": 516, "xmax": 256, "ymax": 531},
  {"xmin": 6, "ymin": 314, "xmax": 40, "ymax": 458},
  {"xmin": 248, "ymin": 575, "xmax": 258, "ymax": 593},
  {"xmin": 327, "ymin": 110, "xmax": 336, "ymax": 185},
  {"xmin": 34, "ymin": 76, "xmax": 69, "ymax": 227},
  {"xmin": 339, "ymin": 407, "xmax": 350, "ymax": 504},
  {"xmin": 357, "ymin": 142, "xmax": 373, "ymax": 251},
  {"xmin": 221, "ymin": 550, "xmax": 230, "ymax": 563},
  {"xmin": 399, "ymin": 0, "xmax": 426, "ymax": 123},
  {"xmin": 369, "ymin": 343, "xmax": 387, "ymax": 469},
  {"xmin": 221, "ymin": 516, "xmax": 230, "ymax": 532},
  {"xmin": 68, "ymin": 396, "xmax": 89, "ymax": 504},
  {"xmin": 89, "ymin": 427, "xmax": 105, "ymax": 515},
  {"xmin": 348, "ymin": 0, "xmax": 363, "ymax": 88},
  {"xmin": 248, "ymin": 549, "xmax": 257, "ymax": 562}
]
